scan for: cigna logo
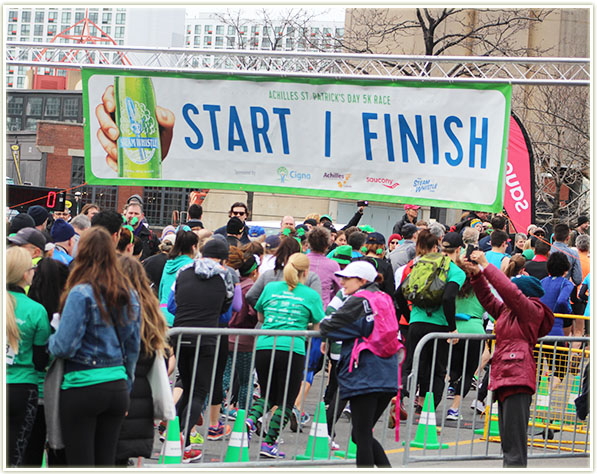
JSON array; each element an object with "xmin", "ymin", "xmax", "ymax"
[
  {"xmin": 366, "ymin": 176, "xmax": 399, "ymax": 189},
  {"xmin": 277, "ymin": 167, "xmax": 311, "ymax": 183}
]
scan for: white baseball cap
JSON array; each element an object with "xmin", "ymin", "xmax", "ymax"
[{"xmin": 335, "ymin": 261, "xmax": 377, "ymax": 282}]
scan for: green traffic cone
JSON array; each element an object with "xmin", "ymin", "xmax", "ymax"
[
  {"xmin": 296, "ymin": 402, "xmax": 331, "ymax": 460},
  {"xmin": 224, "ymin": 409, "xmax": 250, "ymax": 462},
  {"xmin": 159, "ymin": 416, "xmax": 182, "ymax": 464},
  {"xmin": 334, "ymin": 436, "xmax": 356, "ymax": 459},
  {"xmin": 406, "ymin": 393, "xmax": 448, "ymax": 449},
  {"xmin": 566, "ymin": 374, "xmax": 581, "ymax": 415},
  {"xmin": 474, "ymin": 404, "xmax": 500, "ymax": 438},
  {"xmin": 41, "ymin": 449, "xmax": 47, "ymax": 468}
]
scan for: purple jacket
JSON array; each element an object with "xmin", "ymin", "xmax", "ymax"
[
  {"xmin": 228, "ymin": 277, "xmax": 258, "ymax": 352},
  {"xmin": 307, "ymin": 252, "xmax": 341, "ymax": 309},
  {"xmin": 471, "ymin": 265, "xmax": 554, "ymax": 393}
]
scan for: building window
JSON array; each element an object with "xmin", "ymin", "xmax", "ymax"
[
  {"xmin": 48, "ymin": 11, "xmax": 58, "ymax": 22},
  {"xmin": 9, "ymin": 24, "xmax": 17, "ymax": 35},
  {"xmin": 35, "ymin": 11, "xmax": 45, "ymax": 23},
  {"xmin": 74, "ymin": 25, "xmax": 83, "ymax": 35},
  {"xmin": 62, "ymin": 11, "xmax": 71, "ymax": 23},
  {"xmin": 251, "ymin": 25, "xmax": 259, "ymax": 35},
  {"xmin": 286, "ymin": 38, "xmax": 294, "ymax": 50},
  {"xmin": 75, "ymin": 11, "xmax": 84, "ymax": 22},
  {"xmin": 25, "ymin": 118, "xmax": 38, "ymax": 131},
  {"xmin": 71, "ymin": 156, "xmax": 119, "ymax": 211},
  {"xmin": 204, "ymin": 37, "xmax": 210, "ymax": 46},
  {"xmin": 335, "ymin": 28, "xmax": 344, "ymax": 37},
  {"xmin": 102, "ymin": 12, "xmax": 112, "ymax": 23},
  {"xmin": 34, "ymin": 25, "xmax": 44, "ymax": 36},
  {"xmin": 44, "ymin": 97, "xmax": 61, "ymax": 117},
  {"xmin": 227, "ymin": 36, "xmax": 235, "ymax": 48},
  {"xmin": 62, "ymin": 97, "xmax": 79, "ymax": 118},
  {"xmin": 215, "ymin": 36, "xmax": 224, "ymax": 48},
  {"xmin": 17, "ymin": 77, "xmax": 25, "ymax": 88},
  {"xmin": 22, "ymin": 11, "xmax": 32, "ymax": 22},
  {"xmin": 115, "ymin": 26, "xmax": 125, "ymax": 38},
  {"xmin": 275, "ymin": 26, "xmax": 283, "ymax": 36},
  {"xmin": 9, "ymin": 10, "xmax": 18, "ymax": 20},
  {"xmin": 103, "ymin": 26, "xmax": 111, "ymax": 35},
  {"xmin": 116, "ymin": 12, "xmax": 126, "ymax": 24},
  {"xmin": 26, "ymin": 97, "xmax": 43, "ymax": 116},
  {"xmin": 21, "ymin": 24, "xmax": 31, "ymax": 36},
  {"xmin": 262, "ymin": 38, "xmax": 271, "ymax": 49},
  {"xmin": 143, "ymin": 187, "xmax": 189, "ymax": 228},
  {"xmin": 89, "ymin": 12, "xmax": 99, "ymax": 23},
  {"xmin": 262, "ymin": 26, "xmax": 270, "ymax": 36},
  {"xmin": 228, "ymin": 26, "xmax": 235, "ymax": 35},
  {"xmin": 216, "ymin": 25, "xmax": 224, "ymax": 35},
  {"xmin": 204, "ymin": 25, "xmax": 212, "ymax": 34},
  {"xmin": 195, "ymin": 25, "xmax": 201, "ymax": 34},
  {"xmin": 7, "ymin": 96, "xmax": 24, "ymax": 115},
  {"xmin": 7, "ymin": 117, "xmax": 22, "ymax": 131}
]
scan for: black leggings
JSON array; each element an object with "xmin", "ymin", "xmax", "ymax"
[
  {"xmin": 176, "ymin": 344, "xmax": 216, "ymax": 445},
  {"xmin": 448, "ymin": 339, "xmax": 482, "ymax": 399},
  {"xmin": 349, "ymin": 391, "xmax": 394, "ymax": 468},
  {"xmin": 60, "ymin": 379, "xmax": 129, "ymax": 466},
  {"xmin": 325, "ymin": 359, "xmax": 348, "ymax": 439},
  {"xmin": 249, "ymin": 350, "xmax": 305, "ymax": 444},
  {"xmin": 403, "ymin": 322, "xmax": 450, "ymax": 408},
  {"xmin": 211, "ymin": 337, "xmax": 228, "ymax": 406},
  {"xmin": 7, "ymin": 383, "xmax": 38, "ymax": 467}
]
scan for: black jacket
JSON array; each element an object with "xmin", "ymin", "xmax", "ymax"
[
  {"xmin": 142, "ymin": 252, "xmax": 168, "ymax": 296},
  {"xmin": 137, "ymin": 224, "xmax": 160, "ymax": 262},
  {"xmin": 215, "ymin": 224, "xmax": 251, "ymax": 245},
  {"xmin": 115, "ymin": 349, "xmax": 156, "ymax": 462},
  {"xmin": 392, "ymin": 213, "xmax": 416, "ymax": 236}
]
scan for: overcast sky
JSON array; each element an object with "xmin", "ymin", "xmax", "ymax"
[{"xmin": 186, "ymin": 5, "xmax": 346, "ymax": 21}]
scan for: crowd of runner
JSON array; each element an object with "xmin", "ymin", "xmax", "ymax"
[{"xmin": 6, "ymin": 195, "xmax": 590, "ymax": 467}]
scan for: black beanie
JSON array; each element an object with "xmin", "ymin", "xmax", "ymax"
[
  {"xmin": 9, "ymin": 213, "xmax": 36, "ymax": 235},
  {"xmin": 27, "ymin": 205, "xmax": 50, "ymax": 226},
  {"xmin": 226, "ymin": 216, "xmax": 244, "ymax": 235},
  {"xmin": 202, "ymin": 234, "xmax": 230, "ymax": 260}
]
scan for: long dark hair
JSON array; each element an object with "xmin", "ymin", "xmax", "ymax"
[
  {"xmin": 28, "ymin": 258, "xmax": 69, "ymax": 318},
  {"xmin": 274, "ymin": 237, "xmax": 301, "ymax": 272},
  {"xmin": 168, "ymin": 229, "xmax": 198, "ymax": 259},
  {"xmin": 60, "ymin": 227, "xmax": 133, "ymax": 325}
]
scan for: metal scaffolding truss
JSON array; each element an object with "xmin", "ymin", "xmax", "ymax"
[{"xmin": 6, "ymin": 41, "xmax": 590, "ymax": 86}]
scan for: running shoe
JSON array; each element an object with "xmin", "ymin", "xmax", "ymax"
[
  {"xmin": 300, "ymin": 411, "xmax": 310, "ymax": 424},
  {"xmin": 341, "ymin": 405, "xmax": 351, "ymax": 421},
  {"xmin": 182, "ymin": 445, "xmax": 203, "ymax": 463},
  {"xmin": 221, "ymin": 407, "xmax": 238, "ymax": 420},
  {"xmin": 447, "ymin": 386, "xmax": 455, "ymax": 399},
  {"xmin": 330, "ymin": 440, "xmax": 340, "ymax": 451},
  {"xmin": 245, "ymin": 418, "xmax": 256, "ymax": 442},
  {"xmin": 260, "ymin": 441, "xmax": 285, "ymax": 458},
  {"xmin": 471, "ymin": 375, "xmax": 479, "ymax": 390},
  {"xmin": 158, "ymin": 421, "xmax": 167, "ymax": 442},
  {"xmin": 190, "ymin": 431, "xmax": 204, "ymax": 445},
  {"xmin": 289, "ymin": 406, "xmax": 302, "ymax": 433},
  {"xmin": 470, "ymin": 399, "xmax": 485, "ymax": 414},
  {"xmin": 446, "ymin": 408, "xmax": 460, "ymax": 421},
  {"xmin": 207, "ymin": 421, "xmax": 231, "ymax": 441}
]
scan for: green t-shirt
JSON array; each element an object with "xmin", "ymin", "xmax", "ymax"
[
  {"xmin": 6, "ymin": 291, "xmax": 51, "ymax": 385},
  {"xmin": 255, "ymin": 281, "xmax": 325, "ymax": 355},
  {"xmin": 62, "ymin": 366, "xmax": 127, "ymax": 390},
  {"xmin": 455, "ymin": 292, "xmax": 486, "ymax": 334},
  {"xmin": 409, "ymin": 261, "xmax": 466, "ymax": 327}
]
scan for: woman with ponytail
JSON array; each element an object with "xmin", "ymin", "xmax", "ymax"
[
  {"xmin": 504, "ymin": 254, "xmax": 528, "ymax": 278},
  {"xmin": 6, "ymin": 246, "xmax": 51, "ymax": 467},
  {"xmin": 246, "ymin": 253, "xmax": 325, "ymax": 459},
  {"xmin": 115, "ymin": 255, "xmax": 169, "ymax": 465}
]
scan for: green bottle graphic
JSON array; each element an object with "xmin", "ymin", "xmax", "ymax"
[{"xmin": 114, "ymin": 76, "xmax": 162, "ymax": 179}]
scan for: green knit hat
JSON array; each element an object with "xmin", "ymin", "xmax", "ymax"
[{"xmin": 330, "ymin": 245, "xmax": 353, "ymax": 265}]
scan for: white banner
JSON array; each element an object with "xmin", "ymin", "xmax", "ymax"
[{"xmin": 83, "ymin": 69, "xmax": 511, "ymax": 210}]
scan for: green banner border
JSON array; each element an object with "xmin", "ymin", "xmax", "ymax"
[{"xmin": 82, "ymin": 68, "xmax": 512, "ymax": 212}]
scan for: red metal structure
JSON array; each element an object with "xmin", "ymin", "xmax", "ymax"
[{"xmin": 31, "ymin": 8, "xmax": 131, "ymax": 89}]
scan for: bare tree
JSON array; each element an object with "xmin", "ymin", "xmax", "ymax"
[
  {"xmin": 342, "ymin": 8, "xmax": 552, "ymax": 57},
  {"xmin": 516, "ymin": 85, "xmax": 590, "ymax": 227}
]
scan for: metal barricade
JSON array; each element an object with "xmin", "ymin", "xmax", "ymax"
[
  {"xmin": 147, "ymin": 327, "xmax": 357, "ymax": 467},
  {"xmin": 402, "ymin": 332, "xmax": 590, "ymax": 466}
]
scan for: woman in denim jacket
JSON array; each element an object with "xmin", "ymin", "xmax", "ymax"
[{"xmin": 49, "ymin": 227, "xmax": 141, "ymax": 467}]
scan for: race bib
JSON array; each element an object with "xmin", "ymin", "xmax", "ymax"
[{"xmin": 6, "ymin": 345, "xmax": 16, "ymax": 365}]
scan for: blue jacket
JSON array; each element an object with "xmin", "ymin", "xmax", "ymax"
[
  {"xmin": 49, "ymin": 283, "xmax": 141, "ymax": 392},
  {"xmin": 320, "ymin": 282, "xmax": 398, "ymax": 400}
]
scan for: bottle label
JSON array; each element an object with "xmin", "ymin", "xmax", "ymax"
[{"xmin": 118, "ymin": 97, "xmax": 159, "ymax": 165}]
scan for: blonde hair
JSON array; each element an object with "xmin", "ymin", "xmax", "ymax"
[
  {"xmin": 6, "ymin": 246, "xmax": 33, "ymax": 353},
  {"xmin": 283, "ymin": 253, "xmax": 310, "ymax": 291},
  {"xmin": 118, "ymin": 255, "xmax": 168, "ymax": 356},
  {"xmin": 304, "ymin": 213, "xmax": 320, "ymax": 223}
]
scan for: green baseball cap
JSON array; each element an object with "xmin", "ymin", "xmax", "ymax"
[
  {"xmin": 330, "ymin": 245, "xmax": 353, "ymax": 265},
  {"xmin": 319, "ymin": 214, "xmax": 333, "ymax": 223}
]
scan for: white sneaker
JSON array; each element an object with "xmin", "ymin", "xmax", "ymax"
[{"xmin": 471, "ymin": 399, "xmax": 485, "ymax": 414}]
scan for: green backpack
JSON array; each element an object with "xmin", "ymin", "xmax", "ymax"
[{"xmin": 401, "ymin": 252, "xmax": 451, "ymax": 310}]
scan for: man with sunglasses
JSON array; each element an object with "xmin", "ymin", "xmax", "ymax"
[{"xmin": 214, "ymin": 202, "xmax": 251, "ymax": 245}]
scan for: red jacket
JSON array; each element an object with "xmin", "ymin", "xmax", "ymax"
[{"xmin": 471, "ymin": 265, "xmax": 554, "ymax": 393}]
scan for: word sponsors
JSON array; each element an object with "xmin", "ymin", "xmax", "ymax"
[{"xmin": 83, "ymin": 69, "xmax": 511, "ymax": 211}]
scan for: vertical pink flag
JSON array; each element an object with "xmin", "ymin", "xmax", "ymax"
[{"xmin": 504, "ymin": 114, "xmax": 535, "ymax": 233}]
